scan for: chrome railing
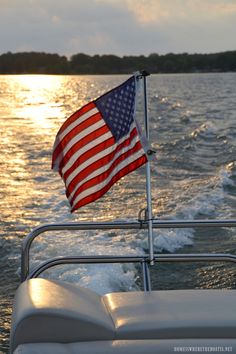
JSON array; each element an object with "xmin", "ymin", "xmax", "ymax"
[{"xmin": 21, "ymin": 219, "xmax": 236, "ymax": 291}]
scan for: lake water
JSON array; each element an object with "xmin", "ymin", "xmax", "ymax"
[{"xmin": 1, "ymin": 73, "xmax": 236, "ymax": 352}]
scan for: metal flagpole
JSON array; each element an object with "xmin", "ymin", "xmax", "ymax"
[{"xmin": 141, "ymin": 70, "xmax": 154, "ymax": 265}]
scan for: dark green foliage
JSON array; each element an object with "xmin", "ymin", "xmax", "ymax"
[
  {"xmin": 0, "ymin": 50, "xmax": 235, "ymax": 74},
  {"xmin": 0, "ymin": 52, "xmax": 69, "ymax": 74}
]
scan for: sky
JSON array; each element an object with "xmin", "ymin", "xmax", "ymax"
[{"xmin": 0, "ymin": 0, "xmax": 236, "ymax": 57}]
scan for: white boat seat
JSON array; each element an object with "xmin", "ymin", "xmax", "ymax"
[
  {"xmin": 10, "ymin": 279, "xmax": 115, "ymax": 353},
  {"xmin": 104, "ymin": 289, "xmax": 236, "ymax": 339},
  {"xmin": 10, "ymin": 278, "xmax": 236, "ymax": 353},
  {"xmin": 13, "ymin": 340, "xmax": 236, "ymax": 354}
]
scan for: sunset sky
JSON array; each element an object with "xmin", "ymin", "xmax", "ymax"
[{"xmin": 1, "ymin": 0, "xmax": 236, "ymax": 56}]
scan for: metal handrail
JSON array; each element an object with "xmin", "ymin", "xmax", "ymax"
[
  {"xmin": 27, "ymin": 253, "xmax": 236, "ymax": 291},
  {"xmin": 21, "ymin": 219, "xmax": 236, "ymax": 290},
  {"xmin": 28, "ymin": 255, "xmax": 151, "ymax": 291}
]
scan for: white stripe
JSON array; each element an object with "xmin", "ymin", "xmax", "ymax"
[
  {"xmin": 62, "ymin": 130, "xmax": 113, "ymax": 175},
  {"xmin": 53, "ymin": 108, "xmax": 100, "ymax": 170},
  {"xmin": 65, "ymin": 135, "xmax": 118, "ymax": 188},
  {"xmin": 60, "ymin": 119, "xmax": 106, "ymax": 159},
  {"xmin": 71, "ymin": 149, "xmax": 145, "ymax": 208},
  {"xmin": 67, "ymin": 133, "xmax": 141, "ymax": 201},
  {"xmin": 57, "ymin": 107, "xmax": 98, "ymax": 144},
  {"xmin": 65, "ymin": 122, "xmax": 137, "ymax": 189}
]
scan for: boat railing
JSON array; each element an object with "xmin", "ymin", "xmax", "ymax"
[{"xmin": 21, "ymin": 219, "xmax": 236, "ymax": 291}]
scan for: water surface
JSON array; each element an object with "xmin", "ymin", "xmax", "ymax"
[{"xmin": 1, "ymin": 73, "xmax": 236, "ymax": 351}]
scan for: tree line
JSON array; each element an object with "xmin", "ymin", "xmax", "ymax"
[{"xmin": 0, "ymin": 50, "xmax": 235, "ymax": 74}]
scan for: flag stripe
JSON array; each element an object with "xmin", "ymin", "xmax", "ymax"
[
  {"xmin": 59, "ymin": 122, "xmax": 110, "ymax": 172},
  {"xmin": 52, "ymin": 74, "xmax": 148, "ymax": 212},
  {"xmin": 63, "ymin": 135, "xmax": 115, "ymax": 185},
  {"xmin": 61, "ymin": 131, "xmax": 113, "ymax": 176},
  {"xmin": 69, "ymin": 140, "xmax": 145, "ymax": 205},
  {"xmin": 71, "ymin": 153, "xmax": 147, "ymax": 211},
  {"xmin": 56, "ymin": 102, "xmax": 97, "ymax": 138},
  {"xmin": 52, "ymin": 105, "xmax": 98, "ymax": 166},
  {"xmin": 59, "ymin": 117, "xmax": 105, "ymax": 165},
  {"xmin": 53, "ymin": 114, "xmax": 104, "ymax": 169},
  {"xmin": 64, "ymin": 123, "xmax": 137, "ymax": 188},
  {"xmin": 65, "ymin": 125, "xmax": 138, "ymax": 195},
  {"xmin": 67, "ymin": 134, "xmax": 142, "ymax": 203}
]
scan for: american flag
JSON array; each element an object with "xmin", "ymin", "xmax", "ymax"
[{"xmin": 52, "ymin": 75, "xmax": 148, "ymax": 212}]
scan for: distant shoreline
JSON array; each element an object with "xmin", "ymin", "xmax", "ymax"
[{"xmin": 0, "ymin": 50, "xmax": 235, "ymax": 75}]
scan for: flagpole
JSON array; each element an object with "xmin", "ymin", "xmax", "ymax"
[{"xmin": 141, "ymin": 70, "xmax": 154, "ymax": 265}]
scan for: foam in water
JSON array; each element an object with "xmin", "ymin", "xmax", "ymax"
[
  {"xmin": 27, "ymin": 160, "xmax": 236, "ymax": 293},
  {"xmin": 29, "ymin": 227, "xmax": 143, "ymax": 294},
  {"xmin": 218, "ymin": 168, "xmax": 235, "ymax": 188},
  {"xmin": 153, "ymin": 228, "xmax": 194, "ymax": 253}
]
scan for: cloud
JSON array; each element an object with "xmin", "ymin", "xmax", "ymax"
[
  {"xmin": 112, "ymin": 0, "xmax": 236, "ymax": 25},
  {"xmin": 0, "ymin": 0, "xmax": 235, "ymax": 56}
]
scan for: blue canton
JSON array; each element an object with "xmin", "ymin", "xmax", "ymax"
[{"xmin": 95, "ymin": 76, "xmax": 136, "ymax": 142}]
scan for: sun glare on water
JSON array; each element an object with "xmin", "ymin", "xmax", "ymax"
[
  {"xmin": 11, "ymin": 74, "xmax": 66, "ymax": 129},
  {"xmin": 0, "ymin": 74, "xmax": 73, "ymax": 224}
]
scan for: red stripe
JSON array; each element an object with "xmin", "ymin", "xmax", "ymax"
[
  {"xmin": 57, "ymin": 102, "xmax": 96, "ymax": 135},
  {"xmin": 68, "ymin": 141, "xmax": 145, "ymax": 205},
  {"xmin": 52, "ymin": 111, "xmax": 101, "ymax": 166},
  {"xmin": 59, "ymin": 124, "xmax": 110, "ymax": 172},
  {"xmin": 65, "ymin": 127, "xmax": 138, "ymax": 195},
  {"xmin": 63, "ymin": 136, "xmax": 115, "ymax": 181},
  {"xmin": 71, "ymin": 155, "xmax": 147, "ymax": 212}
]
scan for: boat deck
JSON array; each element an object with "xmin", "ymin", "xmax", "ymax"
[{"xmin": 10, "ymin": 219, "xmax": 236, "ymax": 353}]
